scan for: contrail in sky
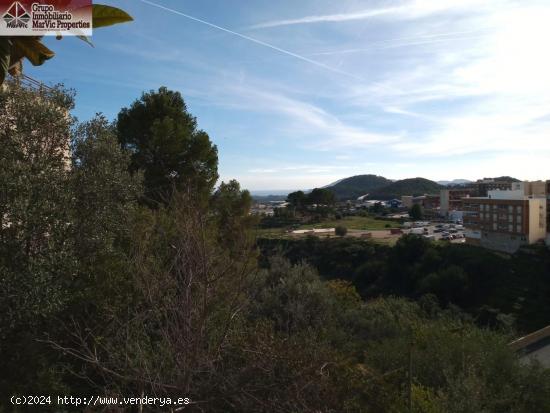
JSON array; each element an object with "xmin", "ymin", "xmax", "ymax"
[{"xmin": 139, "ymin": 0, "xmax": 364, "ymax": 81}]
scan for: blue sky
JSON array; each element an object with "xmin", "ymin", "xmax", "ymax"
[{"xmin": 28, "ymin": 0, "xmax": 550, "ymax": 191}]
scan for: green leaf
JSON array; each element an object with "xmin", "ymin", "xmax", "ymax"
[
  {"xmin": 12, "ymin": 37, "xmax": 55, "ymax": 66},
  {"xmin": 0, "ymin": 37, "xmax": 11, "ymax": 85},
  {"xmin": 77, "ymin": 35, "xmax": 95, "ymax": 48},
  {"xmin": 92, "ymin": 4, "xmax": 133, "ymax": 28}
]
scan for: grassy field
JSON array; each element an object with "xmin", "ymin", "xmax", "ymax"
[
  {"xmin": 299, "ymin": 216, "xmax": 399, "ymax": 231},
  {"xmin": 254, "ymin": 229, "xmax": 292, "ymax": 239},
  {"xmin": 367, "ymin": 236, "xmax": 400, "ymax": 246},
  {"xmin": 254, "ymin": 216, "xmax": 400, "ymax": 239}
]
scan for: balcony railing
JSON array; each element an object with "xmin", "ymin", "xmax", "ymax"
[{"xmin": 7, "ymin": 74, "xmax": 52, "ymax": 92}]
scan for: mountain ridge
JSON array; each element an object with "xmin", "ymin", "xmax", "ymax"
[
  {"xmin": 325, "ymin": 174, "xmax": 393, "ymax": 200},
  {"xmin": 326, "ymin": 174, "xmax": 443, "ymax": 200}
]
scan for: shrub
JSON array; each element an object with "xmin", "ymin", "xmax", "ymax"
[{"xmin": 335, "ymin": 226, "xmax": 348, "ymax": 237}]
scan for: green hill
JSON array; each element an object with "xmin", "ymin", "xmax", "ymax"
[
  {"xmin": 326, "ymin": 175, "xmax": 444, "ymax": 200},
  {"xmin": 327, "ymin": 174, "xmax": 392, "ymax": 200},
  {"xmin": 370, "ymin": 177, "xmax": 443, "ymax": 199},
  {"xmin": 489, "ymin": 176, "xmax": 520, "ymax": 182}
]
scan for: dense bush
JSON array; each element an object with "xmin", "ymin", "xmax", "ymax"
[
  {"xmin": 259, "ymin": 234, "xmax": 550, "ymax": 333},
  {"xmin": 335, "ymin": 225, "xmax": 348, "ymax": 236}
]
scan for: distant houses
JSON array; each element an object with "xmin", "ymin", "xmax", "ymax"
[
  {"xmin": 253, "ymin": 176, "xmax": 550, "ymax": 254},
  {"xmin": 250, "ymin": 200, "xmax": 289, "ymax": 216}
]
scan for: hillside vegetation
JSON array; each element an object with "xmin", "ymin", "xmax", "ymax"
[
  {"xmin": 327, "ymin": 174, "xmax": 392, "ymax": 199},
  {"xmin": 327, "ymin": 175, "xmax": 442, "ymax": 200},
  {"xmin": 370, "ymin": 177, "xmax": 443, "ymax": 199}
]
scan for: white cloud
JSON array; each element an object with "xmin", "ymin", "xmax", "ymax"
[
  {"xmin": 340, "ymin": 2, "xmax": 550, "ymax": 164},
  {"xmin": 250, "ymin": 6, "xmax": 405, "ymax": 29},
  {"xmin": 248, "ymin": 168, "xmax": 278, "ymax": 173},
  {"xmin": 308, "ymin": 28, "xmax": 493, "ymax": 56},
  {"xmin": 250, "ymin": 0, "xmax": 501, "ymax": 29},
  {"xmin": 209, "ymin": 79, "xmax": 401, "ymax": 150}
]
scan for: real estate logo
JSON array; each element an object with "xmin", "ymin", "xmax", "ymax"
[
  {"xmin": 3, "ymin": 2, "xmax": 31, "ymax": 28},
  {"xmin": 0, "ymin": 0, "xmax": 92, "ymax": 36}
]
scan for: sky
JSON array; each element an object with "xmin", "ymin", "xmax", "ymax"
[{"xmin": 28, "ymin": 0, "xmax": 550, "ymax": 191}]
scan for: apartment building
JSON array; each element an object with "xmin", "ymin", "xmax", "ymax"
[
  {"xmin": 401, "ymin": 194, "xmax": 440, "ymax": 218},
  {"xmin": 439, "ymin": 178, "xmax": 515, "ymax": 220},
  {"xmin": 401, "ymin": 194, "xmax": 439, "ymax": 209},
  {"xmin": 463, "ymin": 182, "xmax": 547, "ymax": 253},
  {"xmin": 440, "ymin": 188, "xmax": 474, "ymax": 217},
  {"xmin": 471, "ymin": 178, "xmax": 515, "ymax": 197},
  {"xmin": 401, "ymin": 195, "xmax": 413, "ymax": 209}
]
